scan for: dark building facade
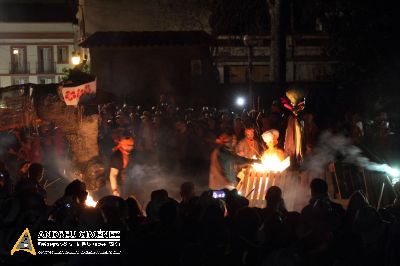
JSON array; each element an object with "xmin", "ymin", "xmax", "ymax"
[{"xmin": 81, "ymin": 31, "xmax": 218, "ymax": 106}]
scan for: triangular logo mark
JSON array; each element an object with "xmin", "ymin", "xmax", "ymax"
[{"xmin": 11, "ymin": 228, "xmax": 36, "ymax": 256}]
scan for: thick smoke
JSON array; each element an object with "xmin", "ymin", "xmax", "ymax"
[
  {"xmin": 304, "ymin": 131, "xmax": 396, "ymax": 183},
  {"xmin": 95, "ymin": 164, "xmax": 209, "ymax": 208}
]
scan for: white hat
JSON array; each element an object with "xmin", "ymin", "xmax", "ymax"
[{"xmin": 262, "ymin": 129, "xmax": 279, "ymax": 144}]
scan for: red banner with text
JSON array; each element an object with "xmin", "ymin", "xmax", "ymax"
[{"xmin": 62, "ymin": 80, "xmax": 96, "ymax": 105}]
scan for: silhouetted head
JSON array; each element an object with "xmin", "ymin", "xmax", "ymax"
[
  {"xmin": 126, "ymin": 196, "xmax": 144, "ymax": 219},
  {"xmin": 97, "ymin": 195, "xmax": 128, "ymax": 226},
  {"xmin": 180, "ymin": 182, "xmax": 195, "ymax": 202},
  {"xmin": 28, "ymin": 163, "xmax": 44, "ymax": 182},
  {"xmin": 310, "ymin": 178, "xmax": 328, "ymax": 198},
  {"xmin": 65, "ymin": 179, "xmax": 88, "ymax": 204},
  {"xmin": 265, "ymin": 186, "xmax": 283, "ymax": 207}
]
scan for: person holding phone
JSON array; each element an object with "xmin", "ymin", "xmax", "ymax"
[{"xmin": 209, "ymin": 131, "xmax": 260, "ymax": 190}]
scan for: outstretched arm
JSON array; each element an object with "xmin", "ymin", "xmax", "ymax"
[
  {"xmin": 230, "ymin": 151, "xmax": 260, "ymax": 165},
  {"xmin": 109, "ymin": 168, "xmax": 120, "ymax": 196}
]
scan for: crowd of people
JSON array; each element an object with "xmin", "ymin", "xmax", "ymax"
[
  {"xmin": 0, "ymin": 94, "xmax": 395, "ymax": 185},
  {"xmin": 97, "ymin": 95, "xmax": 396, "ymax": 196},
  {"xmin": 98, "ymin": 95, "xmax": 396, "ymax": 166},
  {"xmin": 0, "ymin": 94, "xmax": 398, "ymax": 265},
  {"xmin": 1, "ymin": 160, "xmax": 400, "ymax": 265}
]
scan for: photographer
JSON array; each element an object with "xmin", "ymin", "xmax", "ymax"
[{"xmin": 48, "ymin": 179, "xmax": 88, "ymax": 230}]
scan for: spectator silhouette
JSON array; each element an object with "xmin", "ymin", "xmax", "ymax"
[
  {"xmin": 345, "ymin": 190, "xmax": 370, "ymax": 228},
  {"xmin": 299, "ymin": 178, "xmax": 345, "ymax": 266},
  {"xmin": 49, "ymin": 179, "xmax": 88, "ymax": 230},
  {"xmin": 146, "ymin": 189, "xmax": 170, "ymax": 223},
  {"xmin": 230, "ymin": 207, "xmax": 262, "ymax": 266},
  {"xmin": 14, "ymin": 163, "xmax": 46, "ymax": 202},
  {"xmin": 125, "ymin": 195, "xmax": 145, "ymax": 231},
  {"xmin": 97, "ymin": 195, "xmax": 128, "ymax": 230},
  {"xmin": 350, "ymin": 206, "xmax": 389, "ymax": 266}
]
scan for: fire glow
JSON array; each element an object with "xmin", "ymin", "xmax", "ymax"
[
  {"xmin": 85, "ymin": 194, "xmax": 97, "ymax": 207},
  {"xmin": 252, "ymin": 153, "xmax": 290, "ymax": 173},
  {"xmin": 236, "ymin": 151, "xmax": 291, "ymax": 208}
]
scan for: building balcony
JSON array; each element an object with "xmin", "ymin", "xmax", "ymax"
[
  {"xmin": 37, "ymin": 61, "xmax": 56, "ymax": 74},
  {"xmin": 9, "ymin": 62, "xmax": 30, "ymax": 74}
]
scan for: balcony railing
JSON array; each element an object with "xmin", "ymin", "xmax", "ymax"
[
  {"xmin": 37, "ymin": 61, "xmax": 56, "ymax": 74},
  {"xmin": 9, "ymin": 62, "xmax": 30, "ymax": 74}
]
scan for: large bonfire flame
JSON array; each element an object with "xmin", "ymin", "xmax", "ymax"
[
  {"xmin": 236, "ymin": 149, "xmax": 290, "ymax": 207},
  {"xmin": 252, "ymin": 151, "xmax": 290, "ymax": 173},
  {"xmin": 85, "ymin": 193, "xmax": 98, "ymax": 207}
]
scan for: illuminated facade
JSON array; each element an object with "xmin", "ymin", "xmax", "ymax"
[{"xmin": 0, "ymin": 22, "xmax": 77, "ymax": 87}]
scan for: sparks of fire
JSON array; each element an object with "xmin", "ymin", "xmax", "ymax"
[
  {"xmin": 85, "ymin": 194, "xmax": 97, "ymax": 207},
  {"xmin": 252, "ymin": 152, "xmax": 290, "ymax": 173}
]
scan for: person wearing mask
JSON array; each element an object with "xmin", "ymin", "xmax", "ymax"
[{"xmin": 109, "ymin": 134, "xmax": 135, "ymax": 197}]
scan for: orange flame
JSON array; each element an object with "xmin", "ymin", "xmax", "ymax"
[
  {"xmin": 252, "ymin": 150, "xmax": 290, "ymax": 173},
  {"xmin": 85, "ymin": 193, "xmax": 97, "ymax": 207}
]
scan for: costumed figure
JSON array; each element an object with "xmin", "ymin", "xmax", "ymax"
[
  {"xmin": 209, "ymin": 133, "xmax": 259, "ymax": 190},
  {"xmin": 261, "ymin": 129, "xmax": 285, "ymax": 159},
  {"xmin": 109, "ymin": 135, "xmax": 134, "ymax": 197},
  {"xmin": 236, "ymin": 127, "xmax": 262, "ymax": 159},
  {"xmin": 281, "ymin": 87, "xmax": 306, "ymax": 167}
]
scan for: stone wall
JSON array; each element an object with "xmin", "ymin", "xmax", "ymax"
[{"xmin": 37, "ymin": 94, "xmax": 99, "ymax": 164}]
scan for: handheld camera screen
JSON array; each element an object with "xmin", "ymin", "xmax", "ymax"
[{"xmin": 212, "ymin": 190, "xmax": 226, "ymax": 199}]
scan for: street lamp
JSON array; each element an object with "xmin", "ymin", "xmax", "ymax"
[
  {"xmin": 243, "ymin": 35, "xmax": 258, "ymax": 110},
  {"xmin": 236, "ymin": 96, "xmax": 245, "ymax": 107},
  {"xmin": 71, "ymin": 51, "xmax": 81, "ymax": 65}
]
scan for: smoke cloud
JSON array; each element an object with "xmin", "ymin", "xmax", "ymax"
[
  {"xmin": 94, "ymin": 164, "xmax": 209, "ymax": 208},
  {"xmin": 304, "ymin": 131, "xmax": 397, "ymax": 183}
]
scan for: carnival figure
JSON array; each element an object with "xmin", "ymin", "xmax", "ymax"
[
  {"xmin": 281, "ymin": 87, "xmax": 306, "ymax": 167},
  {"xmin": 236, "ymin": 127, "xmax": 262, "ymax": 159},
  {"xmin": 209, "ymin": 132, "xmax": 259, "ymax": 190},
  {"xmin": 261, "ymin": 129, "xmax": 285, "ymax": 159}
]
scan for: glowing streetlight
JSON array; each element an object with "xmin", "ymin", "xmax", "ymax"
[
  {"xmin": 236, "ymin": 97, "xmax": 245, "ymax": 107},
  {"xmin": 13, "ymin": 49, "xmax": 19, "ymax": 55},
  {"xmin": 71, "ymin": 51, "xmax": 81, "ymax": 65}
]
